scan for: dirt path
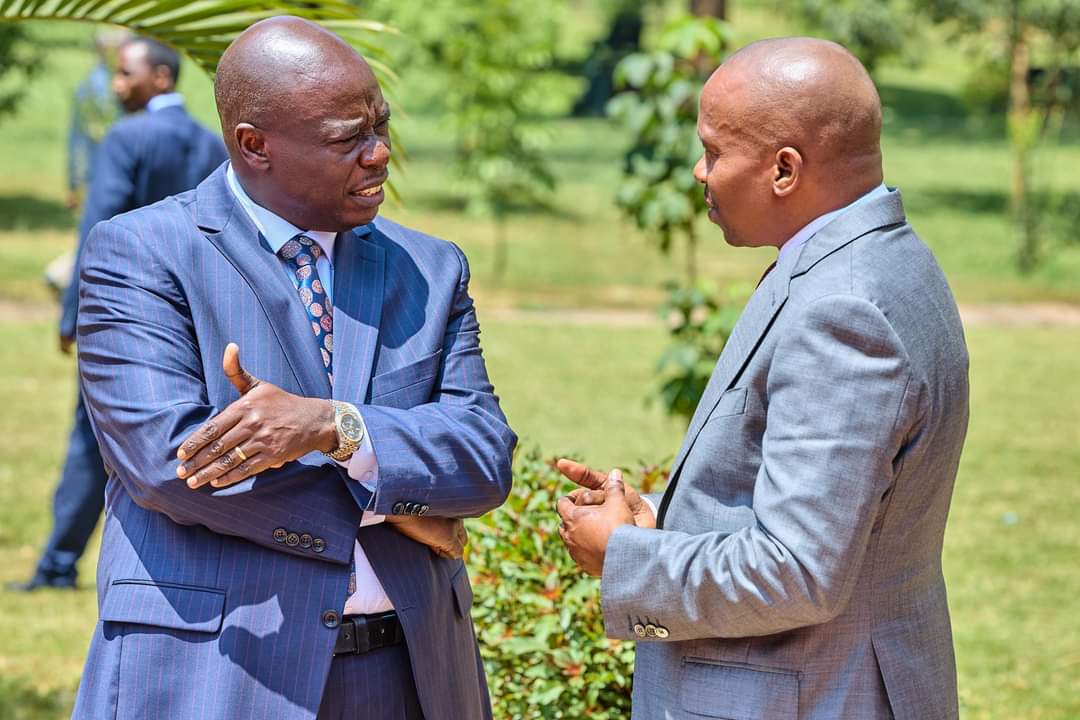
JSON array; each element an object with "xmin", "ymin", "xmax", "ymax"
[
  {"xmin": 488, "ymin": 303, "xmax": 1080, "ymax": 328},
  {"xmin": 4, "ymin": 298, "xmax": 1079, "ymax": 328}
]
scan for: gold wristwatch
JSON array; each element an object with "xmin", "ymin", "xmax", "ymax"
[{"xmin": 326, "ymin": 401, "xmax": 364, "ymax": 461}]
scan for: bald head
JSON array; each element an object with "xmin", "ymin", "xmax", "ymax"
[
  {"xmin": 714, "ymin": 37, "xmax": 882, "ymax": 166},
  {"xmin": 694, "ymin": 37, "xmax": 884, "ymax": 249},
  {"xmin": 215, "ymin": 17, "xmax": 375, "ymax": 150},
  {"xmin": 215, "ymin": 17, "xmax": 392, "ymax": 232}
]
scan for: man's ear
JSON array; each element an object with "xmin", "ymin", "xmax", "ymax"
[
  {"xmin": 151, "ymin": 66, "xmax": 174, "ymax": 94},
  {"xmin": 772, "ymin": 146, "xmax": 802, "ymax": 198},
  {"xmin": 235, "ymin": 123, "xmax": 270, "ymax": 171}
]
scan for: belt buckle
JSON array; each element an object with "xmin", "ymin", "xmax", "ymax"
[{"xmin": 353, "ymin": 615, "xmax": 372, "ymax": 655}]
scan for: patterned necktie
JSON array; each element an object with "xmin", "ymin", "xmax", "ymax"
[
  {"xmin": 278, "ymin": 234, "xmax": 358, "ymax": 598},
  {"xmin": 278, "ymin": 234, "xmax": 334, "ymax": 386}
]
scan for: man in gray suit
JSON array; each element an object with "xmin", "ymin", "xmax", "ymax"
[{"xmin": 556, "ymin": 38, "xmax": 969, "ymax": 719}]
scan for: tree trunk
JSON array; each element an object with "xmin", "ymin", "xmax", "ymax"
[
  {"xmin": 1007, "ymin": 13, "xmax": 1038, "ymax": 273},
  {"xmin": 690, "ymin": 0, "xmax": 727, "ymax": 19}
]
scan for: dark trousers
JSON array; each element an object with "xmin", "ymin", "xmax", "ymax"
[
  {"xmin": 317, "ymin": 641, "xmax": 425, "ymax": 720},
  {"xmin": 34, "ymin": 392, "xmax": 108, "ymax": 582}
]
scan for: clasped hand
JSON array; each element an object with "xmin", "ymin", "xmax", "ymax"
[
  {"xmin": 555, "ymin": 459, "xmax": 655, "ymax": 577},
  {"xmin": 174, "ymin": 342, "xmax": 468, "ymax": 559}
]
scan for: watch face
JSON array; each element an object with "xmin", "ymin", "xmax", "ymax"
[{"xmin": 340, "ymin": 413, "xmax": 363, "ymax": 442}]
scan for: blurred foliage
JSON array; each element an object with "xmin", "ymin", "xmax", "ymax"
[
  {"xmin": 607, "ymin": 15, "xmax": 739, "ymax": 421},
  {"xmin": 654, "ymin": 282, "xmax": 741, "ymax": 422},
  {"xmin": 607, "ymin": 14, "xmax": 728, "ymax": 284},
  {"xmin": 0, "ymin": 1, "xmax": 392, "ymax": 77},
  {"xmin": 0, "ymin": 24, "xmax": 44, "ymax": 121},
  {"xmin": 363, "ymin": 0, "xmax": 565, "ymax": 278},
  {"xmin": 913, "ymin": 0, "xmax": 1080, "ymax": 271},
  {"xmin": 773, "ymin": 0, "xmax": 918, "ymax": 73},
  {"xmin": 467, "ymin": 450, "xmax": 635, "ymax": 719}
]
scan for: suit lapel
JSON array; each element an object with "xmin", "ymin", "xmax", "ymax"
[
  {"xmin": 194, "ymin": 169, "xmax": 332, "ymax": 400},
  {"xmin": 662, "ymin": 261, "xmax": 791, "ymax": 496},
  {"xmin": 330, "ymin": 226, "xmax": 384, "ymax": 404},
  {"xmin": 656, "ymin": 188, "xmax": 909, "ymax": 528}
]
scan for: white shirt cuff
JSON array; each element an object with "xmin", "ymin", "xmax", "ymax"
[
  {"xmin": 332, "ymin": 409, "xmax": 384, "ymax": 525},
  {"xmin": 642, "ymin": 495, "xmax": 658, "ymax": 519}
]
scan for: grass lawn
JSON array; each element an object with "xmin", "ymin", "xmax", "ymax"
[{"xmin": 1, "ymin": 318, "xmax": 1078, "ymax": 718}]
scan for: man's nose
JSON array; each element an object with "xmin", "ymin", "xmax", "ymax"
[
  {"xmin": 692, "ymin": 155, "xmax": 707, "ymax": 184},
  {"xmin": 359, "ymin": 137, "xmax": 390, "ymax": 168}
]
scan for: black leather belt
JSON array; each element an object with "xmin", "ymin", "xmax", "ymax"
[{"xmin": 334, "ymin": 611, "xmax": 403, "ymax": 656}]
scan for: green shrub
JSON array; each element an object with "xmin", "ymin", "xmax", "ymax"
[{"xmin": 467, "ymin": 450, "xmax": 637, "ymax": 719}]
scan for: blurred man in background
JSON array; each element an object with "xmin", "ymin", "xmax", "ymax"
[
  {"xmin": 10, "ymin": 35, "xmax": 226, "ymax": 592},
  {"xmin": 65, "ymin": 29, "xmax": 127, "ymax": 212}
]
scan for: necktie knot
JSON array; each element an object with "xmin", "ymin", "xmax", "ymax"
[{"xmin": 279, "ymin": 234, "xmax": 322, "ymax": 264}]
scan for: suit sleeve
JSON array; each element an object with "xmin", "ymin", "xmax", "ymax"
[
  {"xmin": 61, "ymin": 128, "xmax": 139, "ymax": 338},
  {"xmin": 353, "ymin": 243, "xmax": 517, "ymax": 519},
  {"xmin": 601, "ymin": 294, "xmax": 917, "ymax": 641},
  {"xmin": 77, "ymin": 219, "xmax": 362, "ymax": 565}
]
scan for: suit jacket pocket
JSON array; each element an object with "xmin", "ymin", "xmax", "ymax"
[
  {"xmin": 369, "ymin": 349, "xmax": 443, "ymax": 408},
  {"xmin": 101, "ymin": 579, "xmax": 226, "ymax": 634},
  {"xmin": 680, "ymin": 658, "xmax": 799, "ymax": 719},
  {"xmin": 705, "ymin": 386, "xmax": 748, "ymax": 424},
  {"xmin": 449, "ymin": 563, "xmax": 474, "ymax": 619}
]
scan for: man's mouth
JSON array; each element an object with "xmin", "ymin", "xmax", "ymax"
[{"xmin": 351, "ymin": 184, "xmax": 383, "ymax": 198}]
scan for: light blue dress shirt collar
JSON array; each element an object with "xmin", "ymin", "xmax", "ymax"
[
  {"xmin": 224, "ymin": 163, "xmax": 337, "ymax": 269},
  {"xmin": 146, "ymin": 92, "xmax": 185, "ymax": 113},
  {"xmin": 778, "ymin": 183, "xmax": 890, "ymax": 262}
]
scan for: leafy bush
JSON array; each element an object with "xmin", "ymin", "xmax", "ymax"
[
  {"xmin": 654, "ymin": 281, "xmax": 742, "ymax": 423},
  {"xmin": 467, "ymin": 450, "xmax": 639, "ymax": 719},
  {"xmin": 607, "ymin": 15, "xmax": 728, "ymax": 284}
]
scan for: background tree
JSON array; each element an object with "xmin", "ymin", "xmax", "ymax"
[
  {"xmin": 914, "ymin": 0, "xmax": 1080, "ymax": 272},
  {"xmin": 365, "ymin": 0, "xmax": 564, "ymax": 279},
  {"xmin": 773, "ymin": 0, "xmax": 915, "ymax": 73},
  {"xmin": 608, "ymin": 15, "xmax": 738, "ymax": 423},
  {"xmin": 0, "ymin": 24, "xmax": 43, "ymax": 122}
]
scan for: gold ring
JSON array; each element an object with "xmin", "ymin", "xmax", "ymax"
[{"xmin": 233, "ymin": 446, "xmax": 248, "ymax": 462}]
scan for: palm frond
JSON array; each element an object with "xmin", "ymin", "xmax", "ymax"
[{"xmin": 0, "ymin": 0, "xmax": 391, "ymax": 76}]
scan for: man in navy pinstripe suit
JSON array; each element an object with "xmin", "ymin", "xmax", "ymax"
[{"xmin": 72, "ymin": 17, "xmax": 515, "ymax": 719}]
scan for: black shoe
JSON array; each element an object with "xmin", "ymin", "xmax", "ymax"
[{"xmin": 6, "ymin": 573, "xmax": 77, "ymax": 592}]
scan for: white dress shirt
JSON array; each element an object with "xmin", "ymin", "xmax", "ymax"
[
  {"xmin": 226, "ymin": 164, "xmax": 393, "ymax": 614},
  {"xmin": 146, "ymin": 92, "xmax": 185, "ymax": 113}
]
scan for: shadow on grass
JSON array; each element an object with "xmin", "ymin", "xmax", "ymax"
[
  {"xmin": 878, "ymin": 83, "xmax": 1009, "ymax": 142},
  {"xmin": 904, "ymin": 188, "xmax": 1009, "ymax": 216},
  {"xmin": 0, "ymin": 674, "xmax": 74, "ymax": 719},
  {"xmin": 905, "ymin": 188, "xmax": 1080, "ymax": 224},
  {"xmin": 0, "ymin": 195, "xmax": 76, "ymax": 232}
]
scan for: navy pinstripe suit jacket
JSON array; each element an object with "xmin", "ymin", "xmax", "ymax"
[{"xmin": 71, "ymin": 165, "xmax": 516, "ymax": 719}]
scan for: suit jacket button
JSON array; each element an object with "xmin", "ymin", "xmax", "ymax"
[
  {"xmin": 406, "ymin": 502, "xmax": 419, "ymax": 515},
  {"xmin": 299, "ymin": 533, "xmax": 313, "ymax": 549},
  {"xmin": 322, "ymin": 610, "xmax": 340, "ymax": 629},
  {"xmin": 633, "ymin": 623, "xmax": 647, "ymax": 638},
  {"xmin": 393, "ymin": 501, "xmax": 405, "ymax": 515},
  {"xmin": 286, "ymin": 532, "xmax": 300, "ymax": 547},
  {"xmin": 273, "ymin": 528, "xmax": 288, "ymax": 543},
  {"xmin": 655, "ymin": 627, "xmax": 670, "ymax": 639},
  {"xmin": 418, "ymin": 504, "xmax": 429, "ymax": 516},
  {"xmin": 312, "ymin": 538, "xmax": 326, "ymax": 553},
  {"xmin": 644, "ymin": 624, "xmax": 658, "ymax": 638}
]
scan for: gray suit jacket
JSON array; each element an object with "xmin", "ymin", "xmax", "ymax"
[{"xmin": 602, "ymin": 189, "xmax": 968, "ymax": 720}]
